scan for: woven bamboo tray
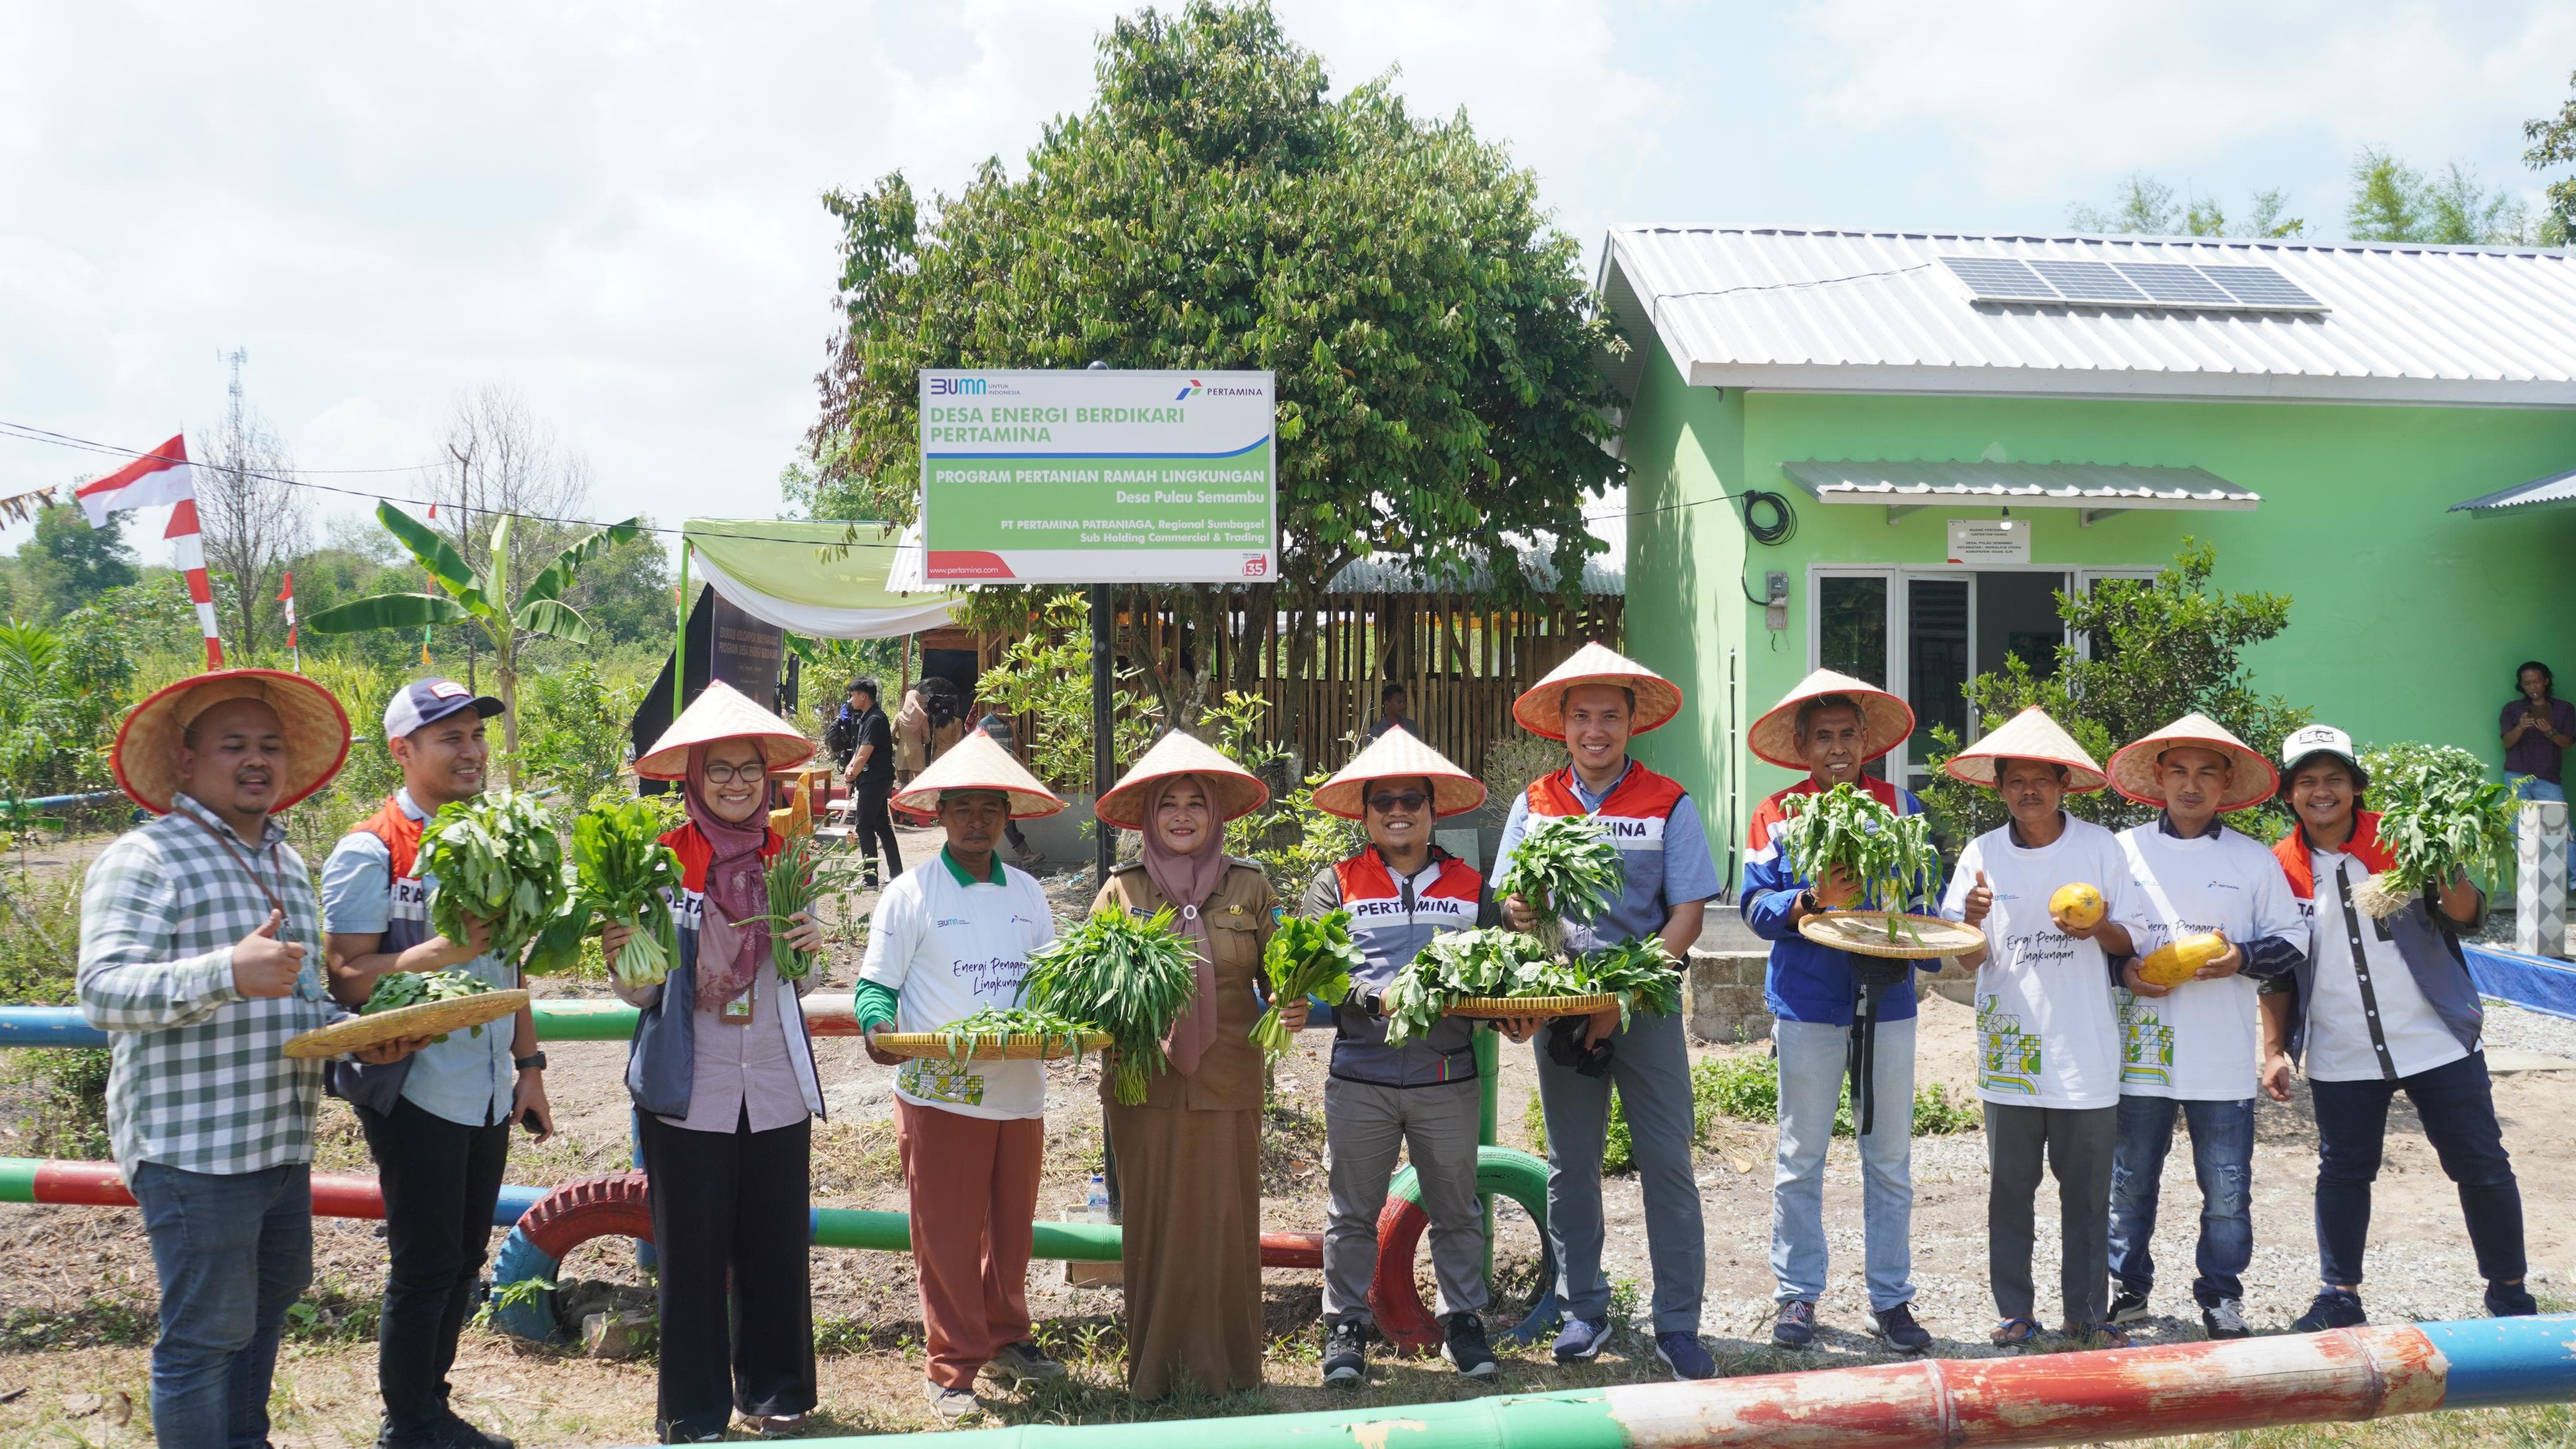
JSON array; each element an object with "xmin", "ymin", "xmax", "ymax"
[
  {"xmin": 872, "ymin": 1031, "xmax": 1111, "ymax": 1061},
  {"xmin": 1798, "ymin": 911, "xmax": 1982, "ymax": 961},
  {"xmin": 1445, "ymin": 993, "xmax": 1616, "ymax": 1019},
  {"xmin": 283, "ymin": 989, "xmax": 529, "ymax": 1060}
]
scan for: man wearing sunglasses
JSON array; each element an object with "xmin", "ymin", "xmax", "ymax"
[{"xmin": 1295, "ymin": 733, "xmax": 1500, "ymax": 1387}]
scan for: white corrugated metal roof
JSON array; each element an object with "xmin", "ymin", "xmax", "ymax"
[
  {"xmin": 2453, "ymin": 466, "xmax": 2576, "ymax": 515},
  {"xmin": 1328, "ymin": 542, "xmax": 1623, "ymax": 596},
  {"xmin": 1782, "ymin": 459, "xmax": 2258, "ymax": 513},
  {"xmin": 1599, "ymin": 227, "xmax": 2576, "ymax": 406}
]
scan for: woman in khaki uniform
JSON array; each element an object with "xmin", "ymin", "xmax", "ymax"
[{"xmin": 1090, "ymin": 731, "xmax": 1292, "ymax": 1399}]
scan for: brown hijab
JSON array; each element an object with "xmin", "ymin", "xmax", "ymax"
[
  {"xmin": 685, "ymin": 742, "xmax": 772, "ymax": 1012},
  {"xmin": 1140, "ymin": 773, "xmax": 1229, "ymax": 1077}
]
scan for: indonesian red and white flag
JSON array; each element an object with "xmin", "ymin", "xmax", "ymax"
[
  {"xmin": 277, "ymin": 571, "xmax": 298, "ymax": 650},
  {"xmin": 77, "ymin": 435, "xmax": 223, "ymax": 667}
]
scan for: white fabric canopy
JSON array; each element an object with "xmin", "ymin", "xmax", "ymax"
[{"xmin": 684, "ymin": 519, "xmax": 955, "ymax": 640}]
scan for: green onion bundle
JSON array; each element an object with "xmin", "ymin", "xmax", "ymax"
[
  {"xmin": 931, "ymin": 1005, "xmax": 1104, "ymax": 1063},
  {"xmin": 416, "ymin": 792, "xmax": 572, "ymax": 966},
  {"xmin": 1022, "ymin": 906, "xmax": 1200, "ymax": 1105},
  {"xmin": 1253, "ymin": 910, "xmax": 1362, "ymax": 1056},
  {"xmin": 361, "ymin": 968, "xmax": 494, "ymax": 1043},
  {"xmin": 2354, "ymin": 744, "xmax": 2518, "ymax": 919},
  {"xmin": 759, "ymin": 834, "xmax": 867, "ymax": 980},
  {"xmin": 1774, "ymin": 783, "xmax": 1941, "ymax": 942},
  {"xmin": 565, "ymin": 798, "xmax": 686, "ymax": 986},
  {"xmin": 1496, "ymin": 816, "xmax": 1624, "ymax": 955}
]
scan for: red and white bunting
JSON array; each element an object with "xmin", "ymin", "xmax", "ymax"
[
  {"xmin": 277, "ymin": 570, "xmax": 300, "ymax": 671},
  {"xmin": 77, "ymin": 435, "xmax": 222, "ymax": 666},
  {"xmin": 165, "ymin": 498, "xmax": 224, "ymax": 668}
]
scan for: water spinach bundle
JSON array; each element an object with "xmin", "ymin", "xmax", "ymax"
[
  {"xmin": 1253, "ymin": 910, "xmax": 1362, "ymax": 1055},
  {"xmin": 1773, "ymin": 783, "xmax": 1942, "ymax": 942},
  {"xmin": 931, "ymin": 1005, "xmax": 1104, "ymax": 1063},
  {"xmin": 2354, "ymin": 745, "xmax": 2518, "ymax": 918},
  {"xmin": 1381, "ymin": 926, "xmax": 1679, "ymax": 1042},
  {"xmin": 1022, "ymin": 905, "xmax": 1200, "ymax": 1105},
  {"xmin": 568, "ymin": 798, "xmax": 686, "ymax": 986},
  {"xmin": 761, "ymin": 833, "xmax": 868, "ymax": 980},
  {"xmin": 361, "ymin": 968, "xmax": 494, "ymax": 1043},
  {"xmin": 417, "ymin": 792, "xmax": 572, "ymax": 966},
  {"xmin": 1495, "ymin": 816, "xmax": 1623, "ymax": 954}
]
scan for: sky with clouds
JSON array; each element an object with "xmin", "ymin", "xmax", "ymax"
[{"xmin": 3, "ymin": 0, "xmax": 2569, "ymax": 564}]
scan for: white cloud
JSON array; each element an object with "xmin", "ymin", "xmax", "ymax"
[{"xmin": 1797, "ymin": 0, "xmax": 2576, "ymax": 201}]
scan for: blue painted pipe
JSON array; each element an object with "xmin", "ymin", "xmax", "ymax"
[
  {"xmin": 0, "ymin": 1008, "xmax": 105, "ymax": 1048},
  {"xmin": 0, "ymin": 791, "xmax": 121, "ymax": 812}
]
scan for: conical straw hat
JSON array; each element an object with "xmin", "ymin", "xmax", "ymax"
[
  {"xmin": 635, "ymin": 680, "xmax": 817, "ymax": 780},
  {"xmin": 1095, "ymin": 730, "xmax": 1269, "ymax": 830},
  {"xmin": 892, "ymin": 731, "xmax": 1067, "ymax": 819},
  {"xmin": 1748, "ymin": 668, "xmax": 1916, "ymax": 768},
  {"xmin": 1940, "ymin": 706, "xmax": 2107, "ymax": 793},
  {"xmin": 114, "ymin": 668, "xmax": 352, "ymax": 816},
  {"xmin": 2108, "ymin": 712, "xmax": 2278, "ymax": 812},
  {"xmin": 1510, "ymin": 642, "xmax": 1684, "ymax": 739},
  {"xmin": 1312, "ymin": 729, "xmax": 1487, "ymax": 820}
]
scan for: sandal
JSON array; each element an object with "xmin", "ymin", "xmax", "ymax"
[
  {"xmin": 1989, "ymin": 1316, "xmax": 2040, "ymax": 1347},
  {"xmin": 2079, "ymin": 1322, "xmax": 2132, "ymax": 1350}
]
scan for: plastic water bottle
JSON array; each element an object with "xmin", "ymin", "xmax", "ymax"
[{"xmin": 1085, "ymin": 1174, "xmax": 1111, "ymax": 1223}]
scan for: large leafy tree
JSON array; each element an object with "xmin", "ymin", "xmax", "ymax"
[
  {"xmin": 2525, "ymin": 71, "xmax": 2576, "ymax": 245},
  {"xmin": 806, "ymin": 0, "xmax": 1622, "ymax": 728},
  {"xmin": 303, "ymin": 503, "xmax": 640, "ymax": 783},
  {"xmin": 17, "ymin": 505, "xmax": 139, "ymax": 620}
]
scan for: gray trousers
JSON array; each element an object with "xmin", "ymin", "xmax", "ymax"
[
  {"xmin": 1985, "ymin": 1100, "xmax": 2117, "ymax": 1327},
  {"xmin": 1324, "ymin": 1076, "xmax": 1488, "ymax": 1321},
  {"xmin": 1534, "ymin": 1007, "xmax": 1704, "ymax": 1333}
]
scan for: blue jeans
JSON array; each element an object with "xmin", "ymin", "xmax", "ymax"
[
  {"xmin": 2107, "ymin": 1095, "xmax": 2254, "ymax": 1306},
  {"xmin": 1533, "ymin": 1007, "xmax": 1705, "ymax": 1333},
  {"xmin": 129, "ymin": 1161, "xmax": 313, "ymax": 1449},
  {"xmin": 1772, "ymin": 1014, "xmax": 1917, "ymax": 1312},
  {"xmin": 2311, "ymin": 1051, "xmax": 2525, "ymax": 1289}
]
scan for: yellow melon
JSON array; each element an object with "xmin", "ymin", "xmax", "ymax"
[
  {"xmin": 2138, "ymin": 931, "xmax": 2229, "ymax": 987},
  {"xmin": 2049, "ymin": 882, "xmax": 2105, "ymax": 929}
]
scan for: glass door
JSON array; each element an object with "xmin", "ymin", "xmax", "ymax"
[{"xmin": 1811, "ymin": 565, "xmax": 2074, "ymax": 791}]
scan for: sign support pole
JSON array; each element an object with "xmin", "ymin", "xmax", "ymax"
[{"xmin": 1091, "ymin": 583, "xmax": 1115, "ymax": 882}]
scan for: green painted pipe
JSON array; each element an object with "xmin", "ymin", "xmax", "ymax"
[
  {"xmin": 0, "ymin": 1156, "xmax": 36, "ymax": 1202},
  {"xmin": 808, "ymin": 1208, "xmax": 1125, "ymax": 1264},
  {"xmin": 781, "ymin": 1388, "xmax": 1630, "ymax": 1448},
  {"xmin": 528, "ymin": 999, "xmax": 643, "ymax": 1040}
]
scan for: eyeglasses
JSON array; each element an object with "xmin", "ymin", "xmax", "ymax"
[
  {"xmin": 1365, "ymin": 792, "xmax": 1430, "ymax": 813},
  {"xmin": 702, "ymin": 762, "xmax": 765, "ymax": 784}
]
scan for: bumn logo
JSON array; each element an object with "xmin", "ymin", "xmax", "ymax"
[{"xmin": 929, "ymin": 377, "xmax": 988, "ymax": 396}]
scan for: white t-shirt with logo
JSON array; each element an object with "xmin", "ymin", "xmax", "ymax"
[
  {"xmin": 2300, "ymin": 848, "xmax": 2473, "ymax": 1084},
  {"xmin": 1941, "ymin": 815, "xmax": 2131, "ymax": 1109},
  {"xmin": 858, "ymin": 855, "xmax": 1058, "ymax": 1120},
  {"xmin": 2110, "ymin": 824, "xmax": 2307, "ymax": 1100}
]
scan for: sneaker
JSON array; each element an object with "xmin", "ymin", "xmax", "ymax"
[
  {"xmin": 380, "ymin": 1416, "xmax": 509, "ymax": 1449},
  {"xmin": 986, "ymin": 1339, "xmax": 1067, "ymax": 1383},
  {"xmin": 2487, "ymin": 1281, "xmax": 2541, "ymax": 1318},
  {"xmin": 924, "ymin": 1382, "xmax": 981, "ymax": 1425},
  {"xmin": 1653, "ymin": 1330, "xmax": 1716, "ymax": 1380},
  {"xmin": 1551, "ymin": 1315, "xmax": 1611, "ymax": 1364},
  {"xmin": 1323, "ymin": 1316, "xmax": 1372, "ymax": 1385},
  {"xmin": 1865, "ymin": 1302, "xmax": 1932, "ymax": 1354},
  {"xmin": 2291, "ymin": 1288, "xmax": 2367, "ymax": 1334},
  {"xmin": 744, "ymin": 1412, "xmax": 809, "ymax": 1439},
  {"xmin": 2107, "ymin": 1289, "xmax": 2151, "ymax": 1325},
  {"xmin": 2201, "ymin": 1297, "xmax": 2252, "ymax": 1340},
  {"xmin": 434, "ymin": 1411, "xmax": 514, "ymax": 1449},
  {"xmin": 1770, "ymin": 1300, "xmax": 1817, "ymax": 1349},
  {"xmin": 1442, "ymin": 1313, "xmax": 1499, "ymax": 1378}
]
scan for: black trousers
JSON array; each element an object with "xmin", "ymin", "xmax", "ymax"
[
  {"xmin": 637, "ymin": 1110, "xmax": 815, "ymax": 1440},
  {"xmin": 355, "ymin": 1097, "xmax": 511, "ymax": 1427},
  {"xmin": 2312, "ymin": 1050, "xmax": 2526, "ymax": 1289},
  {"xmin": 853, "ymin": 778, "xmax": 903, "ymax": 879}
]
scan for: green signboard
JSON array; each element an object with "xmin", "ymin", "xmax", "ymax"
[{"xmin": 918, "ymin": 369, "xmax": 1277, "ymax": 583}]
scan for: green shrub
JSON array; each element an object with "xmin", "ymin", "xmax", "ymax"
[{"xmin": 0, "ymin": 868, "xmax": 110, "ymax": 1158}]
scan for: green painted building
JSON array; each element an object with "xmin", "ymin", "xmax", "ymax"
[{"xmin": 1598, "ymin": 227, "xmax": 2576, "ymax": 866}]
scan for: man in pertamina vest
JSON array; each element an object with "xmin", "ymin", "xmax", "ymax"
[
  {"xmin": 324, "ymin": 680, "xmax": 549, "ymax": 1449},
  {"xmin": 1299, "ymin": 730, "xmax": 1499, "ymax": 1386},
  {"xmin": 2099, "ymin": 715, "xmax": 2305, "ymax": 1342},
  {"xmin": 1492, "ymin": 643, "xmax": 1721, "ymax": 1380},
  {"xmin": 1741, "ymin": 669, "xmax": 1938, "ymax": 1354}
]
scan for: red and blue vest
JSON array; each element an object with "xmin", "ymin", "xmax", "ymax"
[
  {"xmin": 1523, "ymin": 762, "xmax": 1690, "ymax": 944},
  {"xmin": 1323, "ymin": 847, "xmax": 1487, "ymax": 1087}
]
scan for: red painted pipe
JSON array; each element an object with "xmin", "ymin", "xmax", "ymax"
[
  {"xmin": 1259, "ymin": 1230, "xmax": 1323, "ymax": 1270},
  {"xmin": 33, "ymin": 1160, "xmax": 398, "ymax": 1219}
]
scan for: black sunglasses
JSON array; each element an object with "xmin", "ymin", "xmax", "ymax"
[{"xmin": 1365, "ymin": 791, "xmax": 1430, "ymax": 813}]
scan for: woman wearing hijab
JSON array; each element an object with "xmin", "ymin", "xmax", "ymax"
[
  {"xmin": 604, "ymin": 682, "xmax": 830, "ymax": 1443},
  {"xmin": 1089, "ymin": 731, "xmax": 1289, "ymax": 1399},
  {"xmin": 893, "ymin": 685, "xmax": 930, "ymax": 786}
]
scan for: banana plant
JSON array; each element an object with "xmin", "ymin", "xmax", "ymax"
[{"xmin": 305, "ymin": 503, "xmax": 642, "ymax": 785}]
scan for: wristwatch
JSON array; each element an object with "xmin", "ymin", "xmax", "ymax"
[
  {"xmin": 514, "ymin": 1052, "xmax": 548, "ymax": 1073},
  {"xmin": 1797, "ymin": 888, "xmax": 1822, "ymax": 917}
]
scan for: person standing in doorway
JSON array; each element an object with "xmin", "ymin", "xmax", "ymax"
[
  {"xmin": 1940, "ymin": 708, "xmax": 2135, "ymax": 1351},
  {"xmin": 1741, "ymin": 668, "xmax": 1939, "ymax": 1354},
  {"xmin": 324, "ymin": 680, "xmax": 551, "ymax": 1449},
  {"xmin": 2264, "ymin": 724, "xmax": 2535, "ymax": 1333},
  {"xmin": 2501, "ymin": 661, "xmax": 2575, "ymax": 881},
  {"xmin": 1366, "ymin": 681, "xmax": 1417, "ymax": 741},
  {"xmin": 2100, "ymin": 714, "xmax": 2306, "ymax": 1343},
  {"xmin": 842, "ymin": 677, "xmax": 902, "ymax": 889},
  {"xmin": 1493, "ymin": 642, "xmax": 1720, "ymax": 1380},
  {"xmin": 893, "ymin": 685, "xmax": 931, "ymax": 788},
  {"xmin": 975, "ymin": 702, "xmax": 1033, "ymax": 863}
]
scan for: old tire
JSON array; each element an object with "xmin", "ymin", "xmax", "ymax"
[
  {"xmin": 489, "ymin": 1172, "xmax": 655, "ymax": 1343},
  {"xmin": 1366, "ymin": 1146, "xmax": 1551, "ymax": 1354}
]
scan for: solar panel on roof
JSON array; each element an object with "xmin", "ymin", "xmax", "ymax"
[
  {"xmin": 1940, "ymin": 256, "xmax": 2060, "ymax": 302},
  {"xmin": 2114, "ymin": 263, "xmax": 2235, "ymax": 307},
  {"xmin": 2195, "ymin": 265, "xmax": 2321, "ymax": 309},
  {"xmin": 2026, "ymin": 259, "xmax": 2147, "ymax": 303}
]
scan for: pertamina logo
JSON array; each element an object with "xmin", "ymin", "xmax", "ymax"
[
  {"xmin": 1177, "ymin": 378, "xmax": 1266, "ymax": 400},
  {"xmin": 1175, "ymin": 378, "xmax": 1202, "ymax": 400}
]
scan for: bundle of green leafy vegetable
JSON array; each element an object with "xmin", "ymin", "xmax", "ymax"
[
  {"xmin": 2352, "ymin": 743, "xmax": 2518, "ymax": 919},
  {"xmin": 1774, "ymin": 783, "xmax": 1942, "ymax": 942},
  {"xmin": 361, "ymin": 968, "xmax": 495, "ymax": 1043},
  {"xmin": 1022, "ymin": 906, "xmax": 1200, "ymax": 1105},
  {"xmin": 760, "ymin": 833, "xmax": 867, "ymax": 980},
  {"xmin": 1496, "ymin": 816, "xmax": 1622, "ymax": 954},
  {"xmin": 417, "ymin": 791, "xmax": 572, "ymax": 965},
  {"xmin": 1382, "ymin": 927, "xmax": 1682, "ymax": 1042},
  {"xmin": 926, "ymin": 1005, "xmax": 1106, "ymax": 1063},
  {"xmin": 556, "ymin": 798, "xmax": 687, "ymax": 986},
  {"xmin": 1253, "ymin": 910, "xmax": 1361, "ymax": 1055}
]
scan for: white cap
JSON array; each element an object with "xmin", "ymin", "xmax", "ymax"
[
  {"xmin": 2280, "ymin": 723, "xmax": 2360, "ymax": 772},
  {"xmin": 384, "ymin": 678, "xmax": 502, "ymax": 741}
]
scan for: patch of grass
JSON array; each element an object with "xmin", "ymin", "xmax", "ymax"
[
  {"xmin": 0, "ymin": 868, "xmax": 111, "ymax": 1159},
  {"xmin": 2, "ymin": 1295, "xmax": 158, "ymax": 1350},
  {"xmin": 1522, "ymin": 1056, "xmax": 1978, "ymax": 1172}
]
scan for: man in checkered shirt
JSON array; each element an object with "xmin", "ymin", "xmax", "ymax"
[{"xmin": 79, "ymin": 672, "xmax": 424, "ymax": 1449}]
